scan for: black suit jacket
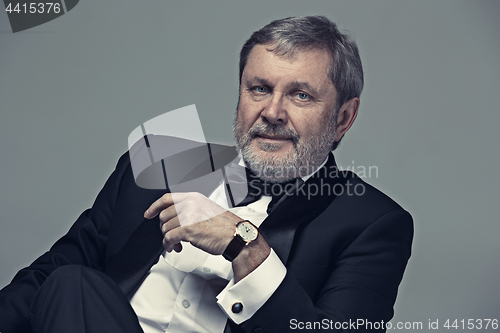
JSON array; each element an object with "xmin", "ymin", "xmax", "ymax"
[{"xmin": 0, "ymin": 151, "xmax": 413, "ymax": 333}]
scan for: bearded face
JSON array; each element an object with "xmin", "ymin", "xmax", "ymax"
[
  {"xmin": 234, "ymin": 108, "xmax": 337, "ymax": 182},
  {"xmin": 234, "ymin": 45, "xmax": 340, "ymax": 182}
]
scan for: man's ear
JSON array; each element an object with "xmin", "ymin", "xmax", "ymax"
[{"xmin": 334, "ymin": 97, "xmax": 359, "ymax": 142}]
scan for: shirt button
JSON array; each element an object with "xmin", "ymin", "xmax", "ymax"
[
  {"xmin": 182, "ymin": 300, "xmax": 190, "ymax": 308},
  {"xmin": 247, "ymin": 207, "xmax": 255, "ymax": 213},
  {"xmin": 202, "ymin": 267, "xmax": 211, "ymax": 274}
]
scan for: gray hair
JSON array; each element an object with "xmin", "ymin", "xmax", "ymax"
[{"xmin": 239, "ymin": 16, "xmax": 364, "ymax": 150}]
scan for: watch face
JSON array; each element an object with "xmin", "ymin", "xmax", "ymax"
[{"xmin": 237, "ymin": 221, "xmax": 258, "ymax": 242}]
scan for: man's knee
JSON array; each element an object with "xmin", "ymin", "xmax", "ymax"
[
  {"xmin": 43, "ymin": 265, "xmax": 97, "ymax": 289},
  {"xmin": 33, "ymin": 265, "xmax": 118, "ymax": 317},
  {"xmin": 31, "ymin": 265, "xmax": 140, "ymax": 333},
  {"xmin": 40, "ymin": 265, "xmax": 115, "ymax": 299},
  {"xmin": 46, "ymin": 265, "xmax": 83, "ymax": 283}
]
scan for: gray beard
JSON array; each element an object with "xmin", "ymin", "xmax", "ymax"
[{"xmin": 233, "ymin": 113, "xmax": 337, "ymax": 183}]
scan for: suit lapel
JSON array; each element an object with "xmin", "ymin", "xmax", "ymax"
[{"xmin": 260, "ymin": 154, "xmax": 346, "ymax": 264}]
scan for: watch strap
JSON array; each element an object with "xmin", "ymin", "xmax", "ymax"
[{"xmin": 222, "ymin": 234, "xmax": 247, "ymax": 262}]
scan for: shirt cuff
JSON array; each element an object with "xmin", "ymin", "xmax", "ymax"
[{"xmin": 216, "ymin": 248, "xmax": 286, "ymax": 324}]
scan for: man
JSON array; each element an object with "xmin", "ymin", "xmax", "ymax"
[{"xmin": 0, "ymin": 16, "xmax": 413, "ymax": 332}]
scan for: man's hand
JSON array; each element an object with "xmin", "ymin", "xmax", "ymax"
[
  {"xmin": 144, "ymin": 192, "xmax": 271, "ymax": 282},
  {"xmin": 144, "ymin": 192, "xmax": 240, "ymax": 254}
]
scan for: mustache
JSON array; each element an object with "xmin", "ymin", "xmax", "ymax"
[{"xmin": 248, "ymin": 123, "xmax": 299, "ymax": 143}]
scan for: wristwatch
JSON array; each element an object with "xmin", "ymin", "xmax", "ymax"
[{"xmin": 222, "ymin": 220, "xmax": 259, "ymax": 261}]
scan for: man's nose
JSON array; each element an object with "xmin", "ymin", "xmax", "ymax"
[{"xmin": 261, "ymin": 93, "xmax": 288, "ymax": 125}]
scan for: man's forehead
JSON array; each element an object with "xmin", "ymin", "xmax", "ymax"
[
  {"xmin": 242, "ymin": 45, "xmax": 333, "ymax": 92},
  {"xmin": 247, "ymin": 44, "xmax": 329, "ymax": 65}
]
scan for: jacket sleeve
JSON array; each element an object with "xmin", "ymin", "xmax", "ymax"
[
  {"xmin": 0, "ymin": 153, "xmax": 131, "ymax": 333},
  {"xmin": 237, "ymin": 208, "xmax": 414, "ymax": 333}
]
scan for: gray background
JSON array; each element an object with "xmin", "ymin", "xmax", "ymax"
[{"xmin": 1, "ymin": 0, "xmax": 499, "ymax": 330}]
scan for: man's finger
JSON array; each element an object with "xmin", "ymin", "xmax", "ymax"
[
  {"xmin": 161, "ymin": 215, "xmax": 180, "ymax": 234},
  {"xmin": 161, "ymin": 215, "xmax": 183, "ymax": 252},
  {"xmin": 162, "ymin": 237, "xmax": 183, "ymax": 253},
  {"xmin": 163, "ymin": 226, "xmax": 185, "ymax": 252},
  {"xmin": 144, "ymin": 192, "xmax": 186, "ymax": 219},
  {"xmin": 159, "ymin": 204, "xmax": 178, "ymax": 225}
]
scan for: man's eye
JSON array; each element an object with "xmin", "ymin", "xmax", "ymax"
[
  {"xmin": 297, "ymin": 92, "xmax": 309, "ymax": 100},
  {"xmin": 254, "ymin": 86, "xmax": 268, "ymax": 93}
]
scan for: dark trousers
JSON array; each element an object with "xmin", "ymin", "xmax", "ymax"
[{"xmin": 30, "ymin": 265, "xmax": 144, "ymax": 333}]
